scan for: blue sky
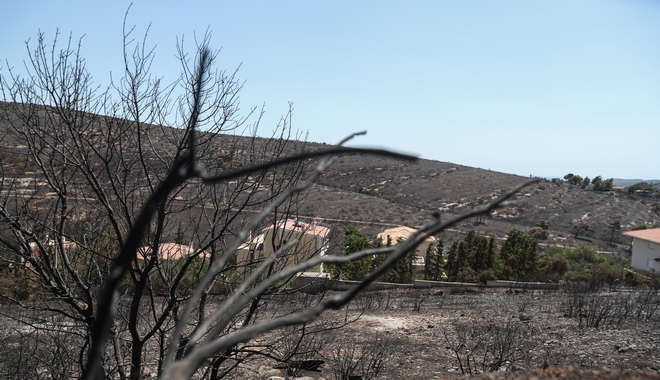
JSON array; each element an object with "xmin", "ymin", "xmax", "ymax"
[{"xmin": 2, "ymin": 1, "xmax": 659, "ymax": 179}]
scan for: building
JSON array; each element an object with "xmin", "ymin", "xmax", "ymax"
[
  {"xmin": 137, "ymin": 242, "xmax": 211, "ymax": 271},
  {"xmin": 376, "ymin": 226, "xmax": 437, "ymax": 266},
  {"xmin": 236, "ymin": 219, "xmax": 331, "ymax": 270},
  {"xmin": 623, "ymin": 228, "xmax": 660, "ymax": 271},
  {"xmin": 26, "ymin": 238, "xmax": 78, "ymax": 268}
]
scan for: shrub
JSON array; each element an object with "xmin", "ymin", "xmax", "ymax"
[{"xmin": 632, "ymin": 223, "xmax": 649, "ymax": 231}]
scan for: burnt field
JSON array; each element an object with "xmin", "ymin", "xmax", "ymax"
[
  {"xmin": 327, "ymin": 286, "xmax": 660, "ymax": 379},
  {"xmin": 1, "ymin": 285, "xmax": 659, "ymax": 379}
]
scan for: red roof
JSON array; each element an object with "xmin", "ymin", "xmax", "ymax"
[
  {"xmin": 268, "ymin": 219, "xmax": 330, "ymax": 238},
  {"xmin": 623, "ymin": 228, "xmax": 660, "ymax": 244}
]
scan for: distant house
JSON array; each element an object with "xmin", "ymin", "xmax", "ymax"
[
  {"xmin": 623, "ymin": 228, "xmax": 660, "ymax": 271},
  {"xmin": 137, "ymin": 242, "xmax": 210, "ymax": 270},
  {"xmin": 26, "ymin": 238, "xmax": 78, "ymax": 268},
  {"xmin": 377, "ymin": 226, "xmax": 437, "ymax": 266},
  {"xmin": 236, "ymin": 219, "xmax": 330, "ymax": 270}
]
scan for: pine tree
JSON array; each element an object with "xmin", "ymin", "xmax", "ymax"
[
  {"xmin": 470, "ymin": 235, "xmax": 488, "ymax": 272},
  {"xmin": 456, "ymin": 241, "xmax": 469, "ymax": 276},
  {"xmin": 485, "ymin": 237, "xmax": 497, "ymax": 269},
  {"xmin": 429, "ymin": 239, "xmax": 445, "ymax": 281},
  {"xmin": 424, "ymin": 240, "xmax": 445, "ymax": 281},
  {"xmin": 498, "ymin": 229, "xmax": 538, "ymax": 280},
  {"xmin": 445, "ymin": 241, "xmax": 459, "ymax": 281},
  {"xmin": 391, "ymin": 237, "xmax": 415, "ymax": 283},
  {"xmin": 424, "ymin": 242, "xmax": 437, "ymax": 280}
]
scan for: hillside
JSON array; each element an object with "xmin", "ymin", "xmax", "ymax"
[
  {"xmin": 1, "ymin": 105, "xmax": 658, "ymax": 260},
  {"xmin": 298, "ymin": 153, "xmax": 658, "ymax": 259}
]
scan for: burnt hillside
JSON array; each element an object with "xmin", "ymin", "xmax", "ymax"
[{"xmin": 1, "ymin": 103, "xmax": 658, "ymax": 258}]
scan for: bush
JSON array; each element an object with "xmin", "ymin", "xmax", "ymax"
[
  {"xmin": 632, "ymin": 223, "xmax": 650, "ymax": 231},
  {"xmin": 541, "ymin": 255, "xmax": 570, "ymax": 282},
  {"xmin": 563, "ymin": 243, "xmax": 608, "ymax": 269},
  {"xmin": 528, "ymin": 227, "xmax": 549, "ymax": 240},
  {"xmin": 477, "ymin": 268, "xmax": 496, "ymax": 284}
]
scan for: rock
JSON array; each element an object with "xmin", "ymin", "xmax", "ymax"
[
  {"xmin": 428, "ymin": 324, "xmax": 435, "ymax": 328},
  {"xmin": 267, "ymin": 377, "xmax": 285, "ymax": 380}
]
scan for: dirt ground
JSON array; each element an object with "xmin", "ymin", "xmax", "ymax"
[{"xmin": 257, "ymin": 287, "xmax": 660, "ymax": 380}]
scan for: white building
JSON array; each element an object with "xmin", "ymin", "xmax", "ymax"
[
  {"xmin": 623, "ymin": 228, "xmax": 660, "ymax": 271},
  {"xmin": 236, "ymin": 219, "xmax": 330, "ymax": 270},
  {"xmin": 377, "ymin": 226, "xmax": 437, "ymax": 267}
]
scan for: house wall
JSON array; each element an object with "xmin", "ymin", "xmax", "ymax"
[
  {"xmin": 377, "ymin": 229, "xmax": 436, "ymax": 266},
  {"xmin": 631, "ymin": 237, "xmax": 660, "ymax": 271},
  {"xmin": 264, "ymin": 227, "xmax": 327, "ymax": 269},
  {"xmin": 235, "ymin": 227, "xmax": 328, "ymax": 270}
]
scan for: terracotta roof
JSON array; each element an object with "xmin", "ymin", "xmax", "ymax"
[
  {"xmin": 623, "ymin": 228, "xmax": 660, "ymax": 244},
  {"xmin": 378, "ymin": 226, "xmax": 436, "ymax": 243},
  {"xmin": 268, "ymin": 219, "xmax": 331, "ymax": 238}
]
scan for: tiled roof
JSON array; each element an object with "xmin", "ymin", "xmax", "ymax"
[
  {"xmin": 378, "ymin": 226, "xmax": 436, "ymax": 243},
  {"xmin": 268, "ymin": 219, "xmax": 331, "ymax": 238},
  {"xmin": 623, "ymin": 228, "xmax": 660, "ymax": 244}
]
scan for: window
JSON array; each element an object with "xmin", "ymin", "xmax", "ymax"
[
  {"xmin": 648, "ymin": 259, "xmax": 655, "ymax": 269},
  {"xmin": 649, "ymin": 241, "xmax": 656, "ymax": 249}
]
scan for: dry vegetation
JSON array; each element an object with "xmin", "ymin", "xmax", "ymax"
[
  {"xmin": 11, "ymin": 285, "xmax": 660, "ymax": 379},
  {"xmin": 3, "ymin": 285, "xmax": 659, "ymax": 379}
]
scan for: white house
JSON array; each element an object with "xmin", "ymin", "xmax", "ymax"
[
  {"xmin": 236, "ymin": 219, "xmax": 331, "ymax": 270},
  {"xmin": 623, "ymin": 228, "xmax": 660, "ymax": 271},
  {"xmin": 377, "ymin": 226, "xmax": 437, "ymax": 267}
]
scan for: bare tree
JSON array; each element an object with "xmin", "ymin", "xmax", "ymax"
[
  {"xmin": 0, "ymin": 20, "xmax": 537, "ymax": 380},
  {"xmin": 323, "ymin": 334, "xmax": 394, "ymax": 380},
  {"xmin": 442, "ymin": 318, "xmax": 533, "ymax": 374}
]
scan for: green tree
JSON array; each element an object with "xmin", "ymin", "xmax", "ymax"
[
  {"xmin": 563, "ymin": 243, "xmax": 607, "ymax": 267},
  {"xmin": 445, "ymin": 241, "xmax": 459, "ymax": 281},
  {"xmin": 626, "ymin": 181, "xmax": 655, "ymax": 194},
  {"xmin": 424, "ymin": 239, "xmax": 444, "ymax": 281},
  {"xmin": 564, "ymin": 173, "xmax": 583, "ymax": 186},
  {"xmin": 497, "ymin": 229, "xmax": 538, "ymax": 280},
  {"xmin": 372, "ymin": 235, "xmax": 413, "ymax": 283},
  {"xmin": 342, "ymin": 225, "xmax": 374, "ymax": 280},
  {"xmin": 485, "ymin": 237, "xmax": 498, "ymax": 270},
  {"xmin": 464, "ymin": 230, "xmax": 477, "ymax": 252},
  {"xmin": 455, "ymin": 241, "xmax": 470, "ymax": 278},
  {"xmin": 536, "ymin": 220, "xmax": 551, "ymax": 230},
  {"xmin": 573, "ymin": 220, "xmax": 595, "ymax": 238},
  {"xmin": 529, "ymin": 219, "xmax": 551, "ymax": 240},
  {"xmin": 470, "ymin": 235, "xmax": 489, "ymax": 272},
  {"xmin": 390, "ymin": 237, "xmax": 416, "ymax": 283},
  {"xmin": 540, "ymin": 255, "xmax": 570, "ymax": 282},
  {"xmin": 591, "ymin": 176, "xmax": 614, "ymax": 192}
]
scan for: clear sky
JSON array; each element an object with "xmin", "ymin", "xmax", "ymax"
[{"xmin": 2, "ymin": 1, "xmax": 659, "ymax": 179}]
